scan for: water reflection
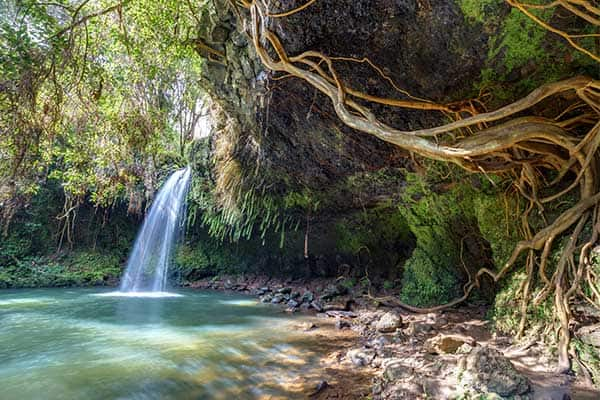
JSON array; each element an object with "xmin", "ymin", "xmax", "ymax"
[{"xmin": 0, "ymin": 288, "xmax": 328, "ymax": 400}]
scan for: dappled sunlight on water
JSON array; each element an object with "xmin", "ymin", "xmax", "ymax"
[{"xmin": 0, "ymin": 288, "xmax": 330, "ymax": 400}]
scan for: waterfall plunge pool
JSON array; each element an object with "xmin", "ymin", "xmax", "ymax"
[{"xmin": 0, "ymin": 288, "xmax": 339, "ymax": 400}]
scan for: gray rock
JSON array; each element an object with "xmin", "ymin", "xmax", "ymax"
[
  {"xmin": 260, "ymin": 294, "xmax": 273, "ymax": 303},
  {"xmin": 301, "ymin": 291, "xmax": 314, "ymax": 303},
  {"xmin": 458, "ymin": 346, "xmax": 531, "ymax": 397},
  {"xmin": 381, "ymin": 359, "xmax": 414, "ymax": 381},
  {"xmin": 335, "ymin": 318, "xmax": 350, "ymax": 330},
  {"xmin": 310, "ymin": 301, "xmax": 324, "ymax": 312},
  {"xmin": 578, "ymin": 323, "xmax": 600, "ymax": 347},
  {"xmin": 376, "ymin": 312, "xmax": 402, "ymax": 333},
  {"xmin": 271, "ymin": 294, "xmax": 285, "ymax": 304},
  {"xmin": 368, "ymin": 336, "xmax": 390, "ymax": 349},
  {"xmin": 319, "ymin": 284, "xmax": 348, "ymax": 301},
  {"xmin": 301, "ymin": 322, "xmax": 317, "ymax": 331},
  {"xmin": 277, "ymin": 287, "xmax": 292, "ymax": 294},
  {"xmin": 287, "ymin": 299, "xmax": 299, "ymax": 308},
  {"xmin": 404, "ymin": 321, "xmax": 433, "ymax": 335},
  {"xmin": 347, "ymin": 348, "xmax": 375, "ymax": 367}
]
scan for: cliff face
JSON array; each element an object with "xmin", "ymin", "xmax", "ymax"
[
  {"xmin": 195, "ymin": 0, "xmax": 491, "ymax": 197},
  {"xmin": 185, "ymin": 0, "xmax": 593, "ymax": 302}
]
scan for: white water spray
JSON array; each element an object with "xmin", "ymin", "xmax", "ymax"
[{"xmin": 119, "ymin": 167, "xmax": 192, "ymax": 293}]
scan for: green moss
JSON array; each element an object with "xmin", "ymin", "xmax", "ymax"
[
  {"xmin": 459, "ymin": 0, "xmax": 504, "ymax": 25},
  {"xmin": 488, "ymin": 8, "xmax": 550, "ymax": 72},
  {"xmin": 397, "ymin": 171, "xmax": 469, "ymax": 306},
  {"xmin": 334, "ymin": 207, "xmax": 413, "ymax": 265}
]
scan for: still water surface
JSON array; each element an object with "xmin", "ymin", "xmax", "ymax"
[{"xmin": 0, "ymin": 288, "xmax": 324, "ymax": 400}]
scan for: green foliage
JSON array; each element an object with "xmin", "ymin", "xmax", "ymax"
[
  {"xmin": 458, "ymin": 0, "xmax": 596, "ymax": 103},
  {"xmin": 398, "ymin": 170, "xmax": 468, "ymax": 306},
  {"xmin": 573, "ymin": 339, "xmax": 600, "ymax": 386},
  {"xmin": 458, "ymin": 0, "xmax": 504, "ymax": 25},
  {"xmin": 0, "ymin": 0, "xmax": 203, "ymax": 219},
  {"xmin": 397, "ymin": 162, "xmax": 521, "ymax": 307},
  {"xmin": 0, "ymin": 251, "xmax": 121, "ymax": 288}
]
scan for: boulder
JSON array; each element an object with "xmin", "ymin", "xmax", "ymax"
[
  {"xmin": 260, "ymin": 294, "xmax": 273, "ymax": 303},
  {"xmin": 425, "ymin": 334, "xmax": 476, "ymax": 354},
  {"xmin": 458, "ymin": 346, "xmax": 531, "ymax": 397},
  {"xmin": 287, "ymin": 299, "xmax": 299, "ymax": 308},
  {"xmin": 301, "ymin": 291, "xmax": 314, "ymax": 303},
  {"xmin": 376, "ymin": 312, "xmax": 402, "ymax": 333},
  {"xmin": 319, "ymin": 283, "xmax": 348, "ymax": 301},
  {"xmin": 271, "ymin": 294, "xmax": 285, "ymax": 304},
  {"xmin": 310, "ymin": 301, "xmax": 324, "ymax": 312},
  {"xmin": 578, "ymin": 323, "xmax": 600, "ymax": 347}
]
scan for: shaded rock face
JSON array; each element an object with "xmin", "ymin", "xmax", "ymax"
[
  {"xmin": 188, "ymin": 0, "xmax": 498, "ymax": 287},
  {"xmin": 197, "ymin": 0, "xmax": 489, "ymax": 196},
  {"xmin": 458, "ymin": 346, "xmax": 531, "ymax": 397}
]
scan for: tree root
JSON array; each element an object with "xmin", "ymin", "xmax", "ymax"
[{"xmin": 232, "ymin": 0, "xmax": 600, "ymax": 373}]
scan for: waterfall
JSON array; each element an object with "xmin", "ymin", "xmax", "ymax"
[{"xmin": 119, "ymin": 167, "xmax": 192, "ymax": 293}]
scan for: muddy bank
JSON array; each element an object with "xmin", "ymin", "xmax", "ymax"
[{"xmin": 189, "ymin": 275, "xmax": 600, "ymax": 399}]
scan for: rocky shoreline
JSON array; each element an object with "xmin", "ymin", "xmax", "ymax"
[{"xmin": 189, "ymin": 276, "xmax": 600, "ymax": 400}]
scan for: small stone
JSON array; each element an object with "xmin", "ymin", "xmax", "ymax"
[
  {"xmin": 347, "ymin": 348, "xmax": 375, "ymax": 367},
  {"xmin": 309, "ymin": 380, "xmax": 328, "ymax": 396},
  {"xmin": 367, "ymin": 336, "xmax": 390, "ymax": 349},
  {"xmin": 335, "ymin": 318, "xmax": 350, "ymax": 330},
  {"xmin": 376, "ymin": 312, "xmax": 402, "ymax": 333},
  {"xmin": 456, "ymin": 343, "xmax": 474, "ymax": 354},
  {"xmin": 301, "ymin": 322, "xmax": 317, "ymax": 331}
]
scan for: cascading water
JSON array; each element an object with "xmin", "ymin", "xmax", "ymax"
[{"xmin": 119, "ymin": 167, "xmax": 192, "ymax": 293}]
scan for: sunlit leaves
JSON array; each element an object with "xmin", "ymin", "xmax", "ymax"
[{"xmin": 0, "ymin": 0, "xmax": 205, "ymax": 218}]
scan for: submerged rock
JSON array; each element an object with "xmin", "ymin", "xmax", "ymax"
[
  {"xmin": 376, "ymin": 312, "xmax": 402, "ymax": 333},
  {"xmin": 458, "ymin": 346, "xmax": 531, "ymax": 397}
]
